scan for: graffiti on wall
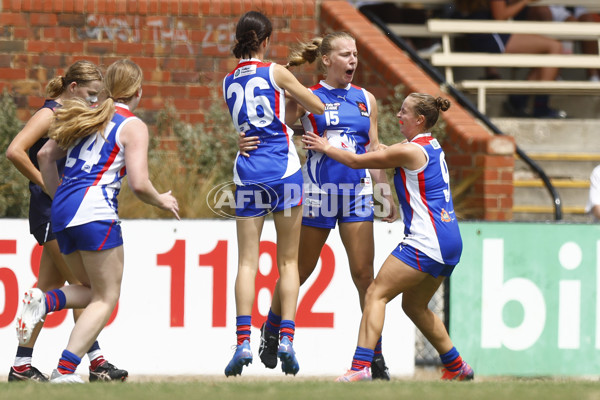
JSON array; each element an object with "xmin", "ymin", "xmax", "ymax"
[{"xmin": 78, "ymin": 15, "xmax": 235, "ymax": 55}]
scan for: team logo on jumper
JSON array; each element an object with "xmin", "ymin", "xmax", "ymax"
[
  {"xmin": 441, "ymin": 208, "xmax": 451, "ymax": 222},
  {"xmin": 324, "ymin": 103, "xmax": 341, "ymax": 111},
  {"xmin": 234, "ymin": 64, "xmax": 257, "ymax": 78},
  {"xmin": 356, "ymin": 101, "xmax": 368, "ymax": 117}
]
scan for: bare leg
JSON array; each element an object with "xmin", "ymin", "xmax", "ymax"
[
  {"xmin": 235, "ymin": 216, "xmax": 265, "ymax": 316},
  {"xmin": 40, "ymin": 239, "xmax": 86, "ymax": 321},
  {"xmin": 271, "ymin": 224, "xmax": 330, "ymax": 316},
  {"xmin": 579, "ymin": 13, "xmax": 600, "ymax": 79},
  {"xmin": 24, "ymin": 240, "xmax": 84, "ymax": 349},
  {"xmin": 339, "ymin": 221, "xmax": 374, "ymax": 311},
  {"xmin": 272, "ymin": 206, "xmax": 302, "ymax": 321},
  {"xmin": 401, "ymin": 275, "xmax": 453, "ymax": 355},
  {"xmin": 505, "ymin": 34, "xmax": 562, "ymax": 81},
  {"xmin": 357, "ymin": 255, "xmax": 429, "ymax": 350},
  {"xmin": 62, "ymin": 247, "xmax": 124, "ymax": 357}
]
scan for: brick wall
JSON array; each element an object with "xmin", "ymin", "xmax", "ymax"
[
  {"xmin": 0, "ymin": 0, "xmax": 319, "ymax": 124},
  {"xmin": 0, "ymin": 0, "xmax": 514, "ymax": 221}
]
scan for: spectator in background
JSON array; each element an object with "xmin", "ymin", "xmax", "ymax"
[
  {"xmin": 526, "ymin": 6, "xmax": 600, "ymax": 81},
  {"xmin": 586, "ymin": 165, "xmax": 600, "ymax": 221},
  {"xmin": 354, "ymin": 1, "xmax": 447, "ymax": 55},
  {"xmin": 454, "ymin": 0, "xmax": 567, "ymax": 119}
]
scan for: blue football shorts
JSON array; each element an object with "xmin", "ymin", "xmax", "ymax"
[
  {"xmin": 302, "ymin": 192, "xmax": 374, "ymax": 229},
  {"xmin": 235, "ymin": 169, "xmax": 303, "ymax": 218},
  {"xmin": 55, "ymin": 219, "xmax": 123, "ymax": 255},
  {"xmin": 391, "ymin": 243, "xmax": 455, "ymax": 278}
]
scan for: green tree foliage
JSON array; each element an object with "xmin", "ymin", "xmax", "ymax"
[{"xmin": 0, "ymin": 91, "xmax": 28, "ymax": 217}]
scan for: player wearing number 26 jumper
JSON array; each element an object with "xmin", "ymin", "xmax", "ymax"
[
  {"xmin": 15, "ymin": 59, "xmax": 180, "ymax": 384},
  {"xmin": 224, "ymin": 59, "xmax": 300, "ymax": 186},
  {"xmin": 237, "ymin": 32, "xmax": 398, "ymax": 379},
  {"xmin": 222, "ymin": 11, "xmax": 324, "ymax": 377},
  {"xmin": 303, "ymin": 93, "xmax": 473, "ymax": 382}
]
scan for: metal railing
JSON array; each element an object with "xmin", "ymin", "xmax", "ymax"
[{"xmin": 361, "ymin": 9, "xmax": 563, "ymax": 221}]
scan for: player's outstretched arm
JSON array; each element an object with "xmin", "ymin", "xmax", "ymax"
[{"xmin": 121, "ymin": 119, "xmax": 180, "ymax": 219}]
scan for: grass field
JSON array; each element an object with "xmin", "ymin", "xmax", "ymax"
[{"xmin": 2, "ymin": 375, "xmax": 600, "ymax": 400}]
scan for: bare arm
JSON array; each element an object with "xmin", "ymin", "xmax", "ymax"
[
  {"xmin": 237, "ymin": 84, "xmax": 310, "ymax": 157},
  {"xmin": 592, "ymin": 205, "xmax": 600, "ymax": 220},
  {"xmin": 489, "ymin": 0, "xmax": 539, "ymax": 20},
  {"xmin": 273, "ymin": 64, "xmax": 324, "ymax": 115},
  {"xmin": 38, "ymin": 139, "xmax": 67, "ymax": 198},
  {"xmin": 363, "ymin": 91, "xmax": 398, "ymax": 222},
  {"xmin": 370, "ymin": 168, "xmax": 398, "ymax": 223},
  {"xmin": 302, "ymin": 131, "xmax": 426, "ymax": 170},
  {"xmin": 285, "ymin": 96, "xmax": 307, "ymax": 127},
  {"xmin": 120, "ymin": 119, "xmax": 180, "ymax": 219},
  {"xmin": 5, "ymin": 107, "xmax": 54, "ymax": 191},
  {"xmin": 365, "ymin": 91, "xmax": 380, "ymax": 152}
]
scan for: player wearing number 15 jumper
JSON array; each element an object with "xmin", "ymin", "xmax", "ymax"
[
  {"xmin": 303, "ymin": 93, "xmax": 473, "ymax": 382},
  {"xmin": 222, "ymin": 10, "xmax": 324, "ymax": 377},
  {"xmin": 15, "ymin": 59, "xmax": 180, "ymax": 384}
]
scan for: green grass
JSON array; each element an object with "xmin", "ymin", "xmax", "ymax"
[{"xmin": 2, "ymin": 377, "xmax": 600, "ymax": 400}]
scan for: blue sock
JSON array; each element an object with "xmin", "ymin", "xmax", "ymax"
[
  {"xmin": 265, "ymin": 309, "xmax": 281, "ymax": 335},
  {"xmin": 236, "ymin": 315, "xmax": 252, "ymax": 345},
  {"xmin": 351, "ymin": 346, "xmax": 374, "ymax": 371},
  {"xmin": 279, "ymin": 320, "xmax": 295, "ymax": 342},
  {"xmin": 45, "ymin": 289, "xmax": 66, "ymax": 314},
  {"xmin": 440, "ymin": 347, "xmax": 462, "ymax": 371},
  {"xmin": 57, "ymin": 349, "xmax": 81, "ymax": 374},
  {"xmin": 374, "ymin": 336, "xmax": 383, "ymax": 355}
]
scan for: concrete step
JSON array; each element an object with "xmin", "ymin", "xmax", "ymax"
[
  {"xmin": 514, "ymin": 153, "xmax": 600, "ymax": 181},
  {"xmin": 487, "ymin": 117, "xmax": 599, "ymax": 222},
  {"xmin": 513, "ymin": 182, "xmax": 588, "ymax": 208},
  {"xmin": 491, "ymin": 118, "xmax": 600, "ymax": 153},
  {"xmin": 469, "ymin": 92, "xmax": 600, "ymax": 120},
  {"xmin": 512, "ymin": 206, "xmax": 591, "ymax": 223},
  {"xmin": 514, "ymin": 178, "xmax": 589, "ymax": 189}
]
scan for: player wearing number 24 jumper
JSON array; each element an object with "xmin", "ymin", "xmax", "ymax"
[
  {"xmin": 222, "ymin": 11, "xmax": 324, "ymax": 377},
  {"xmin": 6, "ymin": 60, "xmax": 127, "ymax": 383},
  {"xmin": 15, "ymin": 59, "xmax": 180, "ymax": 384}
]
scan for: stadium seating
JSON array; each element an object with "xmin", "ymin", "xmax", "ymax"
[{"xmin": 426, "ymin": 19, "xmax": 600, "ymax": 113}]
